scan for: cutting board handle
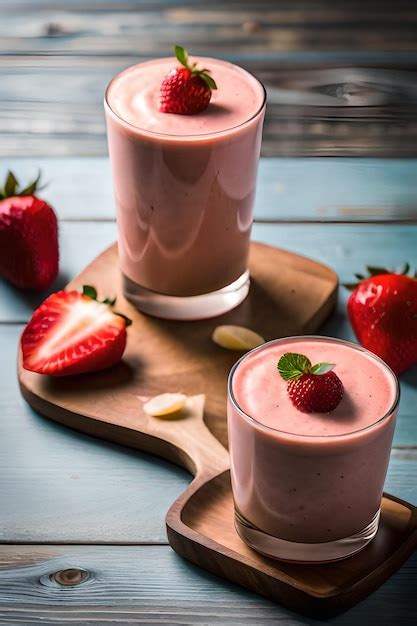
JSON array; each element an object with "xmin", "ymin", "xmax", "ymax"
[{"xmin": 142, "ymin": 395, "xmax": 230, "ymax": 480}]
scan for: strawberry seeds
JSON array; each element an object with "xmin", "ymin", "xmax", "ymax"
[
  {"xmin": 159, "ymin": 45, "xmax": 217, "ymax": 115},
  {"xmin": 278, "ymin": 352, "xmax": 344, "ymax": 414}
]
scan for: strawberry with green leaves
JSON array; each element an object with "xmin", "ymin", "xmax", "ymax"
[
  {"xmin": 0, "ymin": 171, "xmax": 58, "ymax": 290},
  {"xmin": 278, "ymin": 353, "xmax": 344, "ymax": 413},
  {"xmin": 347, "ymin": 265, "xmax": 417, "ymax": 375},
  {"xmin": 160, "ymin": 45, "xmax": 217, "ymax": 115}
]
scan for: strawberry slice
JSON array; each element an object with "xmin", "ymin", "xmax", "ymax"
[{"xmin": 21, "ymin": 286, "xmax": 131, "ymax": 376}]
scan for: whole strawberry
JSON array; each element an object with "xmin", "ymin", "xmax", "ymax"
[
  {"xmin": 160, "ymin": 45, "xmax": 217, "ymax": 115},
  {"xmin": 0, "ymin": 171, "xmax": 58, "ymax": 290},
  {"xmin": 347, "ymin": 265, "xmax": 417, "ymax": 375},
  {"xmin": 278, "ymin": 352, "xmax": 344, "ymax": 413}
]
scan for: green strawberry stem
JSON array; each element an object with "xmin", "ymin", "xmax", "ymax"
[
  {"xmin": 174, "ymin": 44, "xmax": 217, "ymax": 90},
  {"xmin": 277, "ymin": 353, "xmax": 334, "ymax": 381},
  {"xmin": 0, "ymin": 170, "xmax": 44, "ymax": 200},
  {"xmin": 344, "ymin": 262, "xmax": 415, "ymax": 290},
  {"xmin": 82, "ymin": 285, "xmax": 132, "ymax": 326}
]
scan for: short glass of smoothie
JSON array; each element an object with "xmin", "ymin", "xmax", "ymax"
[
  {"xmin": 228, "ymin": 336, "xmax": 400, "ymax": 562},
  {"xmin": 104, "ymin": 56, "xmax": 266, "ymax": 320}
]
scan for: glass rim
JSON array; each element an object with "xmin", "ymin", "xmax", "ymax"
[
  {"xmin": 104, "ymin": 57, "xmax": 267, "ymax": 140},
  {"xmin": 227, "ymin": 335, "xmax": 400, "ymax": 440}
]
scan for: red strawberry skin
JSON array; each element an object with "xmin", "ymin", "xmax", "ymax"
[
  {"xmin": 21, "ymin": 290, "xmax": 127, "ymax": 376},
  {"xmin": 0, "ymin": 195, "xmax": 58, "ymax": 290},
  {"xmin": 160, "ymin": 67, "xmax": 212, "ymax": 114},
  {"xmin": 348, "ymin": 273, "xmax": 417, "ymax": 375},
  {"xmin": 288, "ymin": 371, "xmax": 344, "ymax": 413}
]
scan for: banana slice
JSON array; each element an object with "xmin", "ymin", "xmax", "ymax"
[
  {"xmin": 142, "ymin": 393, "xmax": 187, "ymax": 418},
  {"xmin": 212, "ymin": 325, "xmax": 265, "ymax": 351}
]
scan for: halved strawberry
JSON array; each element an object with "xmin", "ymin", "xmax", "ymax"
[{"xmin": 21, "ymin": 286, "xmax": 131, "ymax": 376}]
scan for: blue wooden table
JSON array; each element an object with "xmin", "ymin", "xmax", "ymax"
[{"xmin": 1, "ymin": 157, "xmax": 417, "ymax": 624}]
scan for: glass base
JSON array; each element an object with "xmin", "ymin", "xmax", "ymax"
[
  {"xmin": 122, "ymin": 270, "xmax": 250, "ymax": 320},
  {"xmin": 234, "ymin": 509, "xmax": 380, "ymax": 563}
]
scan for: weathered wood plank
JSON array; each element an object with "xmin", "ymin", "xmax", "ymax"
[
  {"xmin": 1, "ymin": 6, "xmax": 417, "ymax": 160},
  {"xmin": 2, "ymin": 157, "xmax": 417, "ymax": 222},
  {"xmin": 1, "ymin": 57, "xmax": 416, "ymax": 156},
  {"xmin": 0, "ymin": 0, "xmax": 417, "ymax": 54},
  {"xmin": 1, "ymin": 1, "xmax": 417, "ymax": 55},
  {"xmin": 256, "ymin": 158, "xmax": 417, "ymax": 222},
  {"xmin": 0, "ymin": 545, "xmax": 416, "ymax": 624},
  {"xmin": 5, "ymin": 127, "xmax": 415, "ymax": 158}
]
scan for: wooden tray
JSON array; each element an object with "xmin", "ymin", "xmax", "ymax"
[{"xmin": 18, "ymin": 241, "xmax": 417, "ymax": 617}]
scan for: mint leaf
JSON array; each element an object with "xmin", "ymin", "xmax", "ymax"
[
  {"xmin": 175, "ymin": 45, "xmax": 188, "ymax": 67},
  {"xmin": 82, "ymin": 285, "xmax": 97, "ymax": 300},
  {"xmin": 310, "ymin": 362, "xmax": 335, "ymax": 375},
  {"xmin": 277, "ymin": 353, "xmax": 311, "ymax": 381}
]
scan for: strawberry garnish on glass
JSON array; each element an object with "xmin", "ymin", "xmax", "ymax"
[
  {"xmin": 159, "ymin": 45, "xmax": 217, "ymax": 115},
  {"xmin": 21, "ymin": 286, "xmax": 131, "ymax": 377},
  {"xmin": 0, "ymin": 171, "xmax": 58, "ymax": 290},
  {"xmin": 278, "ymin": 353, "xmax": 344, "ymax": 413},
  {"xmin": 347, "ymin": 264, "xmax": 417, "ymax": 375}
]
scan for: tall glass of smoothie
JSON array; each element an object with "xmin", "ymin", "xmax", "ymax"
[
  {"xmin": 228, "ymin": 336, "xmax": 399, "ymax": 562},
  {"xmin": 104, "ymin": 53, "xmax": 266, "ymax": 319}
]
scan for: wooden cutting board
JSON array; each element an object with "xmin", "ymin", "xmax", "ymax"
[
  {"xmin": 18, "ymin": 241, "xmax": 417, "ymax": 617},
  {"xmin": 18, "ymin": 241, "xmax": 338, "ymax": 451}
]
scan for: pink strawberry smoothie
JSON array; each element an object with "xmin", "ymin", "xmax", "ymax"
[
  {"xmin": 104, "ymin": 57, "xmax": 266, "ymax": 299},
  {"xmin": 228, "ymin": 337, "xmax": 399, "ymax": 550}
]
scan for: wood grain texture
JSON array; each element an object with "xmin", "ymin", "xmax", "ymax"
[
  {"xmin": 1, "ymin": 545, "xmax": 416, "ymax": 625},
  {"xmin": 1, "ymin": 57, "xmax": 416, "ymax": 156},
  {"xmin": 18, "ymin": 241, "xmax": 338, "ymax": 450},
  {"xmin": 167, "ymin": 474, "xmax": 417, "ymax": 617},
  {"xmin": 1, "ymin": 2, "xmax": 417, "ymax": 156},
  {"xmin": 1, "ymin": 319, "xmax": 417, "ymax": 543},
  {"xmin": 2, "ymin": 326, "xmax": 417, "ymax": 454},
  {"xmin": 2, "ymin": 1, "xmax": 417, "ymax": 55},
  {"xmin": 2, "ymin": 157, "xmax": 417, "ymax": 223}
]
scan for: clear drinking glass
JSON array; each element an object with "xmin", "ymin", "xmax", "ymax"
[
  {"xmin": 104, "ymin": 58, "xmax": 266, "ymax": 320},
  {"xmin": 227, "ymin": 336, "xmax": 400, "ymax": 563}
]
